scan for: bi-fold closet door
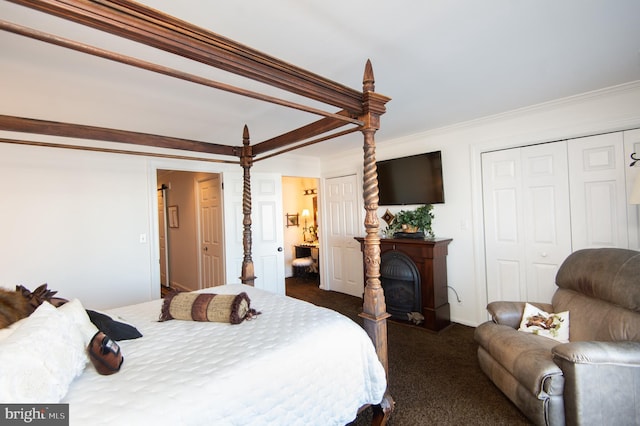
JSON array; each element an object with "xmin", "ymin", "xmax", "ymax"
[
  {"xmin": 482, "ymin": 130, "xmax": 639, "ymax": 304},
  {"xmin": 482, "ymin": 142, "xmax": 571, "ymax": 304}
]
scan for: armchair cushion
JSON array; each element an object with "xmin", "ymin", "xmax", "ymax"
[
  {"xmin": 555, "ymin": 248, "xmax": 640, "ymax": 312},
  {"xmin": 553, "ymin": 288, "xmax": 640, "ymax": 342}
]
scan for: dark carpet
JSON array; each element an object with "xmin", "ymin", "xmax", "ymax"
[{"xmin": 285, "ymin": 276, "xmax": 532, "ymax": 426}]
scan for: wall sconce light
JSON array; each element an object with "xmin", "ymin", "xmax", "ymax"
[
  {"xmin": 301, "ymin": 209, "xmax": 310, "ymax": 240},
  {"xmin": 303, "ymin": 189, "xmax": 317, "ymax": 196},
  {"xmin": 301, "ymin": 209, "xmax": 310, "ymax": 227}
]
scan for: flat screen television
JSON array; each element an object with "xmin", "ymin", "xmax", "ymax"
[{"xmin": 377, "ymin": 151, "xmax": 445, "ymax": 205}]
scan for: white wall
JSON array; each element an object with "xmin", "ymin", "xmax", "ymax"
[
  {"xmin": 320, "ymin": 81, "xmax": 640, "ymax": 327},
  {"xmin": 0, "ymin": 136, "xmax": 320, "ymax": 310},
  {"xmin": 0, "ymin": 141, "xmax": 153, "ymax": 309}
]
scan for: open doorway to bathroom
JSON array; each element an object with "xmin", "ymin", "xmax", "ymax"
[{"xmin": 282, "ymin": 176, "xmax": 320, "ymax": 290}]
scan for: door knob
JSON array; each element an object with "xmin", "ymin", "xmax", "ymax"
[
  {"xmin": 204, "ymin": 247, "xmax": 208, "ymax": 251},
  {"xmin": 277, "ymin": 247, "xmax": 283, "ymax": 252}
]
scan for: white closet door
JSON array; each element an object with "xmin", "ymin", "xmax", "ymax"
[
  {"xmin": 483, "ymin": 142, "xmax": 571, "ymax": 304},
  {"xmin": 482, "ymin": 149, "xmax": 526, "ymax": 302},
  {"xmin": 568, "ymin": 133, "xmax": 628, "ymax": 250},
  {"xmin": 521, "ymin": 143, "xmax": 571, "ymax": 303}
]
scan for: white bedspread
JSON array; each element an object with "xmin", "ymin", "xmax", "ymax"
[{"xmin": 62, "ymin": 284, "xmax": 386, "ymax": 425}]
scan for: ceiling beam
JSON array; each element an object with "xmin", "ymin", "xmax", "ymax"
[
  {"xmin": 252, "ymin": 110, "xmax": 357, "ymax": 155},
  {"xmin": 7, "ymin": 0, "xmax": 365, "ymax": 114},
  {"xmin": 0, "ymin": 115, "xmax": 237, "ymax": 156}
]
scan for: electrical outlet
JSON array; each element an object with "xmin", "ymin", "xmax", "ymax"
[{"xmin": 139, "ymin": 233, "xmax": 147, "ymax": 243}]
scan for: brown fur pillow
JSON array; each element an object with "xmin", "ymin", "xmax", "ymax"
[
  {"xmin": 0, "ymin": 284, "xmax": 70, "ymax": 329},
  {"xmin": 159, "ymin": 292, "xmax": 260, "ymax": 324},
  {"xmin": 0, "ymin": 288, "xmax": 31, "ymax": 329}
]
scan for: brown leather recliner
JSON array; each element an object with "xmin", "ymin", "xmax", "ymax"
[{"xmin": 474, "ymin": 248, "xmax": 640, "ymax": 425}]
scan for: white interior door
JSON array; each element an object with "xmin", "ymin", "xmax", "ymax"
[
  {"xmin": 222, "ymin": 171, "xmax": 285, "ymax": 294},
  {"xmin": 482, "ymin": 142, "xmax": 572, "ymax": 303},
  {"xmin": 568, "ymin": 132, "xmax": 628, "ymax": 250},
  {"xmin": 324, "ymin": 174, "xmax": 363, "ymax": 297},
  {"xmin": 252, "ymin": 174, "xmax": 285, "ymax": 294},
  {"xmin": 198, "ymin": 175, "xmax": 224, "ymax": 288}
]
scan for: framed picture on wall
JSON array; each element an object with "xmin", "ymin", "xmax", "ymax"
[
  {"xmin": 168, "ymin": 205, "xmax": 179, "ymax": 228},
  {"xmin": 286, "ymin": 213, "xmax": 299, "ymax": 227}
]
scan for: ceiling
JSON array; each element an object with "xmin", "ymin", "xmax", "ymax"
[{"xmin": 1, "ymin": 0, "xmax": 640, "ymax": 159}]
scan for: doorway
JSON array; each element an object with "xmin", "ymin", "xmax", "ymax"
[
  {"xmin": 282, "ymin": 176, "xmax": 320, "ymax": 287},
  {"xmin": 157, "ymin": 169, "xmax": 224, "ymax": 292}
]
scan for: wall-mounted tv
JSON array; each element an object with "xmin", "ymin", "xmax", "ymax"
[{"xmin": 377, "ymin": 151, "xmax": 445, "ymax": 205}]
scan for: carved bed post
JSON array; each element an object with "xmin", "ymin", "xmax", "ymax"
[
  {"xmin": 358, "ymin": 60, "xmax": 393, "ymax": 424},
  {"xmin": 240, "ymin": 125, "xmax": 256, "ymax": 286}
]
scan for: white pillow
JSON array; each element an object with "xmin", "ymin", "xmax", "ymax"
[
  {"xmin": 0, "ymin": 299, "xmax": 97, "ymax": 345},
  {"xmin": 0, "ymin": 315, "xmax": 29, "ymax": 342},
  {"xmin": 58, "ymin": 299, "xmax": 99, "ymax": 346},
  {"xmin": 0, "ymin": 302, "xmax": 88, "ymax": 402},
  {"xmin": 518, "ymin": 302, "xmax": 569, "ymax": 342}
]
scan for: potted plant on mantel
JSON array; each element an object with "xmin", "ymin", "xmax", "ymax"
[{"xmin": 386, "ymin": 204, "xmax": 435, "ymax": 239}]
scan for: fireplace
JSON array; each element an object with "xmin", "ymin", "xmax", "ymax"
[
  {"xmin": 380, "ymin": 251, "xmax": 421, "ymax": 321},
  {"xmin": 356, "ymin": 237, "xmax": 452, "ymax": 331}
]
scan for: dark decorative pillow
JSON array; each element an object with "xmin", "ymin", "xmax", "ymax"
[
  {"xmin": 159, "ymin": 291, "xmax": 260, "ymax": 324},
  {"xmin": 16, "ymin": 283, "xmax": 69, "ymax": 311},
  {"xmin": 86, "ymin": 310, "xmax": 142, "ymax": 341},
  {"xmin": 88, "ymin": 331, "xmax": 123, "ymax": 375}
]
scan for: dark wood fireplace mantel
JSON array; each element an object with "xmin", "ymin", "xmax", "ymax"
[{"xmin": 355, "ymin": 237, "xmax": 452, "ymax": 331}]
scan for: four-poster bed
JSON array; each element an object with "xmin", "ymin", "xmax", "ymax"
[{"xmin": 1, "ymin": 0, "xmax": 393, "ymax": 423}]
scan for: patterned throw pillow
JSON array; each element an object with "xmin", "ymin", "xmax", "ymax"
[
  {"xmin": 88, "ymin": 331, "xmax": 123, "ymax": 375},
  {"xmin": 518, "ymin": 303, "xmax": 569, "ymax": 342},
  {"xmin": 159, "ymin": 292, "xmax": 260, "ymax": 324}
]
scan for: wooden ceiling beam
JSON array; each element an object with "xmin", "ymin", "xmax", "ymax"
[
  {"xmin": 0, "ymin": 115, "xmax": 238, "ymax": 156},
  {"xmin": 252, "ymin": 110, "xmax": 357, "ymax": 155},
  {"xmin": 7, "ymin": 0, "xmax": 364, "ymax": 114}
]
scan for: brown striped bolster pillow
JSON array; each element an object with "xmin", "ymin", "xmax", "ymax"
[{"xmin": 159, "ymin": 292, "xmax": 260, "ymax": 324}]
